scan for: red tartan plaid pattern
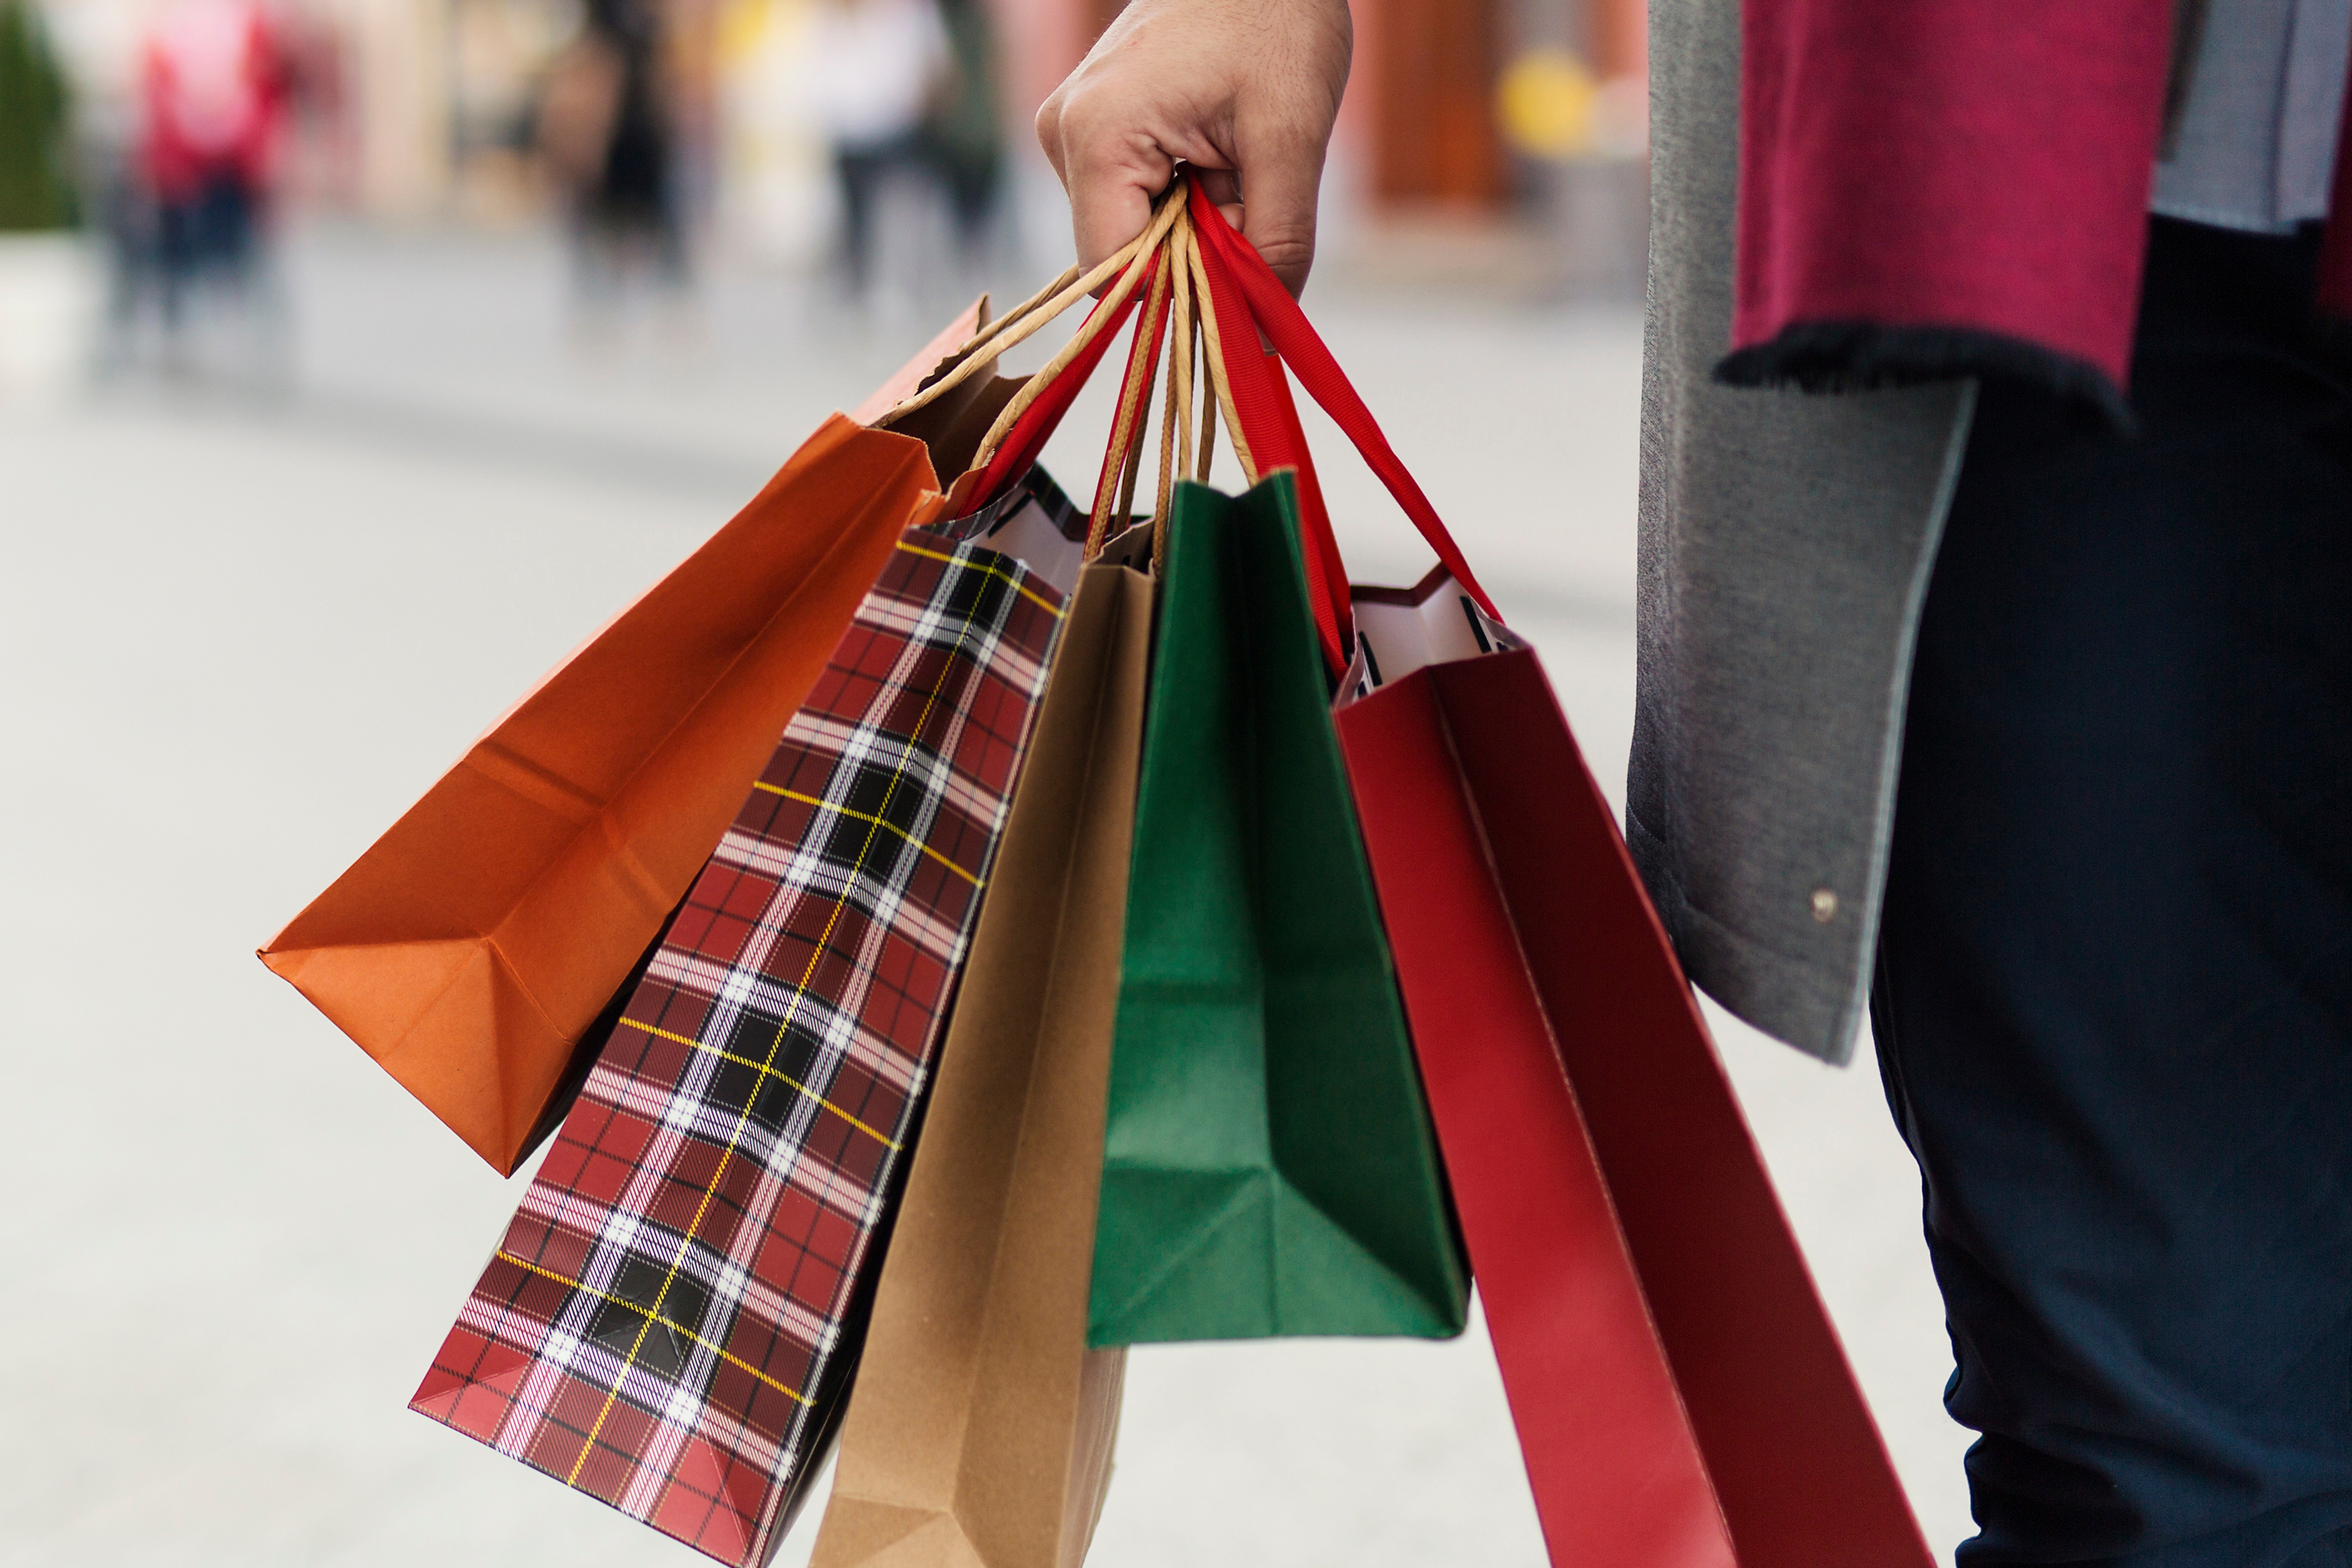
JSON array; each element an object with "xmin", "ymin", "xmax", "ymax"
[{"xmin": 412, "ymin": 531, "xmax": 1064, "ymax": 1567}]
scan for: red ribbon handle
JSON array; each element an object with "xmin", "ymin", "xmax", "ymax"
[
  {"xmin": 963, "ymin": 258, "xmax": 1160, "ymax": 511},
  {"xmin": 1184, "ymin": 179, "xmax": 1502, "ymax": 651},
  {"xmin": 1184, "ymin": 201, "xmax": 1352, "ymax": 671}
]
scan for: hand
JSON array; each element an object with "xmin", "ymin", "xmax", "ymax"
[{"xmin": 1034, "ymin": 0, "xmax": 1351, "ymax": 296}]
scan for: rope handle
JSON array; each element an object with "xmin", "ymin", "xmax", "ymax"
[
  {"xmin": 878, "ymin": 188, "xmax": 1180, "ymax": 430},
  {"xmin": 1086, "ymin": 241, "xmax": 1175, "ymax": 553},
  {"xmin": 879, "ymin": 165, "xmax": 1490, "ymax": 627},
  {"xmin": 1085, "ymin": 199, "xmax": 1239, "ymax": 562}
]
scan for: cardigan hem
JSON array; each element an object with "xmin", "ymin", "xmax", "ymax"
[
  {"xmin": 1713, "ymin": 322, "xmax": 2133, "ymax": 433},
  {"xmin": 1623, "ymin": 804, "xmax": 1862, "ymax": 1066}
]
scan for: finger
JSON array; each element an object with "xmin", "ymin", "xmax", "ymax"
[
  {"xmin": 1195, "ymin": 166, "xmax": 1241, "ymax": 208},
  {"xmin": 1075, "ymin": 181, "xmax": 1158, "ymax": 273},
  {"xmin": 1230, "ymin": 117, "xmax": 1325, "ymax": 296},
  {"xmin": 1058, "ymin": 106, "xmax": 1174, "ymax": 289},
  {"xmin": 1033, "ymin": 91, "xmax": 1068, "ymax": 183},
  {"xmin": 1069, "ymin": 165, "xmax": 1159, "ymax": 290}
]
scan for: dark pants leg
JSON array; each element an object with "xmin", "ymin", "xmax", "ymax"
[
  {"xmin": 939, "ymin": 148, "xmax": 1000, "ymax": 262},
  {"xmin": 1874, "ymin": 216, "xmax": 2352, "ymax": 1568},
  {"xmin": 836, "ymin": 138, "xmax": 913, "ymax": 293}
]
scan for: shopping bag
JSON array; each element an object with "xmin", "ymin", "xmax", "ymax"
[
  {"xmin": 409, "ymin": 511, "xmax": 1073, "ymax": 1568},
  {"xmin": 1083, "ymin": 462, "xmax": 1468, "ymax": 1346},
  {"xmin": 806, "ymin": 230, "xmax": 1195, "ymax": 1561},
  {"xmin": 1340, "ymin": 645, "xmax": 1932, "ymax": 1568},
  {"xmin": 413, "ymin": 199, "xmax": 1195, "ymax": 1568},
  {"xmin": 262, "ymin": 305, "xmax": 1001, "ymax": 1174},
  {"xmin": 809, "ymin": 553, "xmax": 1153, "ymax": 1568},
  {"xmin": 1184, "ymin": 176, "xmax": 1934, "ymax": 1567}
]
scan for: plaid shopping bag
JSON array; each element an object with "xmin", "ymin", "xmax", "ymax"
[{"xmin": 411, "ymin": 526, "xmax": 1066, "ymax": 1567}]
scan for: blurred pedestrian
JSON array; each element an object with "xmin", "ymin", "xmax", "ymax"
[
  {"xmin": 922, "ymin": 0, "xmax": 1000, "ymax": 280},
  {"xmin": 137, "ymin": 0, "xmax": 284, "ymax": 334},
  {"xmin": 804, "ymin": 0, "xmax": 944, "ymax": 300},
  {"xmin": 0, "ymin": 0, "xmax": 76, "ymax": 233},
  {"xmin": 1035, "ymin": 2, "xmax": 2352, "ymax": 1565},
  {"xmin": 538, "ymin": 0, "xmax": 687, "ymax": 334}
]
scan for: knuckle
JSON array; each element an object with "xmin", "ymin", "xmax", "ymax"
[
  {"xmin": 1054, "ymin": 86, "xmax": 1115, "ymax": 148},
  {"xmin": 1260, "ymin": 239, "xmax": 1315, "ymax": 275},
  {"xmin": 1249, "ymin": 228, "xmax": 1318, "ymax": 284}
]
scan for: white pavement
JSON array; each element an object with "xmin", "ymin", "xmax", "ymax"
[{"xmin": 0, "ymin": 222, "xmax": 1973, "ymax": 1567}]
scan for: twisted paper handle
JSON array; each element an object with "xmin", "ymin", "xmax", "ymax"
[
  {"xmin": 879, "ymin": 174, "xmax": 1292, "ymax": 573},
  {"xmin": 878, "ymin": 190, "xmax": 1184, "ymax": 460},
  {"xmin": 1080, "ymin": 193, "xmax": 1266, "ymax": 564}
]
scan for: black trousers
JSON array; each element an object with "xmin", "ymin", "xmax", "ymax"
[
  {"xmin": 1874, "ymin": 216, "xmax": 2352, "ymax": 1567},
  {"xmin": 834, "ymin": 133, "xmax": 924, "ymax": 292}
]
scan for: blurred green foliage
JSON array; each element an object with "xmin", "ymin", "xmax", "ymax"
[{"xmin": 0, "ymin": 0, "xmax": 75, "ymax": 230}]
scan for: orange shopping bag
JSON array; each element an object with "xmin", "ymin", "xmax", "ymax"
[{"xmin": 262, "ymin": 305, "xmax": 1032, "ymax": 1173}]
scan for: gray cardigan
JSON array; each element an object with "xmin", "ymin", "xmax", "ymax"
[
  {"xmin": 1629, "ymin": 0, "xmax": 1974, "ymax": 1063},
  {"xmin": 1632, "ymin": 0, "xmax": 2346, "ymax": 1061}
]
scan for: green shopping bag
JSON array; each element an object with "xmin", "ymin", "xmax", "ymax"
[{"xmin": 1086, "ymin": 471, "xmax": 1469, "ymax": 1345}]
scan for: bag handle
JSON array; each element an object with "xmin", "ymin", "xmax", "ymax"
[
  {"xmin": 1088, "ymin": 200, "xmax": 1229, "ymax": 564},
  {"xmin": 879, "ymin": 191, "xmax": 1187, "ymax": 532},
  {"xmin": 1183, "ymin": 215, "xmax": 1352, "ymax": 670},
  {"xmin": 882, "ymin": 193, "xmax": 1169, "ymax": 427},
  {"xmin": 1086, "ymin": 241, "xmax": 1176, "ymax": 555},
  {"xmin": 1181, "ymin": 178, "xmax": 1501, "ymax": 654}
]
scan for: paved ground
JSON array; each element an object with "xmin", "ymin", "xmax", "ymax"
[{"xmin": 0, "ymin": 222, "xmax": 1973, "ymax": 1566}]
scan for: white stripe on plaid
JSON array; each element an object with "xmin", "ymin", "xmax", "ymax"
[
  {"xmin": 635, "ymin": 948, "xmax": 922, "ymax": 1097},
  {"xmin": 767, "ymin": 715, "xmax": 1022, "ymax": 852}
]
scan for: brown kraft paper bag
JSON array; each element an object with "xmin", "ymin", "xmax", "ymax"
[{"xmin": 808, "ymin": 555, "xmax": 1153, "ymax": 1568}]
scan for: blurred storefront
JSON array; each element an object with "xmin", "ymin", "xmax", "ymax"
[
  {"xmin": 1027, "ymin": 0, "xmax": 1653, "ymax": 294},
  {"xmin": 26, "ymin": 0, "xmax": 1644, "ymax": 286},
  {"xmin": 1346, "ymin": 0, "xmax": 1649, "ymax": 296}
]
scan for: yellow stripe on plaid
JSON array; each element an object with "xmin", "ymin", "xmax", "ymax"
[
  {"xmin": 894, "ymin": 538, "xmax": 1066, "ymax": 617},
  {"xmin": 750, "ymin": 782, "xmax": 984, "ymax": 888},
  {"xmin": 493, "ymin": 1249, "xmax": 812, "ymax": 1406},
  {"xmin": 616, "ymin": 1016, "xmax": 903, "ymax": 1151}
]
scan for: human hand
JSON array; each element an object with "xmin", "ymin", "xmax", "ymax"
[{"xmin": 1033, "ymin": 0, "xmax": 1352, "ymax": 296}]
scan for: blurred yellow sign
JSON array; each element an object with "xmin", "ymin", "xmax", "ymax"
[{"xmin": 1498, "ymin": 48, "xmax": 1598, "ymax": 159}]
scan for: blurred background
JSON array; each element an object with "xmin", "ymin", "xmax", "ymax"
[
  {"xmin": 0, "ymin": 0, "xmax": 1651, "ymax": 392},
  {"xmin": 0, "ymin": 0, "xmax": 1975, "ymax": 1564}
]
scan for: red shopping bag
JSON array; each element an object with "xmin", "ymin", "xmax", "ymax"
[{"xmin": 1185, "ymin": 177, "xmax": 1935, "ymax": 1568}]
